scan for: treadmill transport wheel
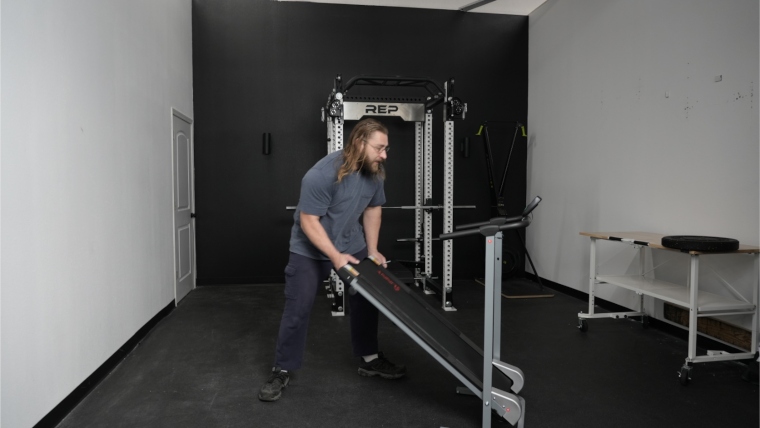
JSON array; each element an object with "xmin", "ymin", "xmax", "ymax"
[{"xmin": 661, "ymin": 235, "xmax": 739, "ymax": 252}]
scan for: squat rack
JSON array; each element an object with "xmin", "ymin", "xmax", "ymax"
[{"xmin": 321, "ymin": 74, "xmax": 468, "ymax": 315}]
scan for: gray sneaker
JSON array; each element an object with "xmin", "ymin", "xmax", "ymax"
[
  {"xmin": 358, "ymin": 352, "xmax": 406, "ymax": 379},
  {"xmin": 258, "ymin": 368, "xmax": 290, "ymax": 402}
]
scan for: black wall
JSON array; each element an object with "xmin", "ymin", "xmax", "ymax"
[{"xmin": 192, "ymin": 1, "xmax": 529, "ymax": 284}]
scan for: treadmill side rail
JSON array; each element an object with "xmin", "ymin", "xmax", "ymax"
[{"xmin": 338, "ymin": 259, "xmax": 527, "ymax": 428}]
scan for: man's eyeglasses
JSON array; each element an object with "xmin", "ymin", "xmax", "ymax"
[{"xmin": 365, "ymin": 141, "xmax": 390, "ymax": 154}]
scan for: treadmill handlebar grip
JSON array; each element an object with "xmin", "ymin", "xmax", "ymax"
[
  {"xmin": 439, "ymin": 228, "xmax": 482, "ymax": 240},
  {"xmin": 500, "ymin": 218, "xmax": 531, "ymax": 230},
  {"xmin": 454, "ymin": 215, "xmax": 525, "ymax": 231},
  {"xmin": 454, "ymin": 218, "xmax": 502, "ymax": 230},
  {"xmin": 441, "ymin": 218, "xmax": 531, "ymax": 240}
]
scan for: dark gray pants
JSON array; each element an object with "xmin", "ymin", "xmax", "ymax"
[{"xmin": 274, "ymin": 248, "xmax": 378, "ymax": 370}]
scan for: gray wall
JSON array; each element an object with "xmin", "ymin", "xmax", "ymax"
[
  {"xmin": 1, "ymin": 1, "xmax": 194, "ymax": 426},
  {"xmin": 527, "ymin": 0, "xmax": 759, "ymax": 330}
]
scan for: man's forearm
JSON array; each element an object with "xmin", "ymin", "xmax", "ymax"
[
  {"xmin": 300, "ymin": 212, "xmax": 341, "ymax": 262},
  {"xmin": 363, "ymin": 206, "xmax": 382, "ymax": 253}
]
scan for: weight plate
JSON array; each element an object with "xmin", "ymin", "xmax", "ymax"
[{"xmin": 661, "ymin": 235, "xmax": 739, "ymax": 252}]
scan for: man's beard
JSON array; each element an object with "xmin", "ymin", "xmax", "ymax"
[{"xmin": 360, "ymin": 156, "xmax": 385, "ymax": 178}]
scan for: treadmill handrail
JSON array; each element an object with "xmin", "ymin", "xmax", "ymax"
[
  {"xmin": 454, "ymin": 195, "xmax": 541, "ymax": 231},
  {"xmin": 440, "ymin": 218, "xmax": 531, "ymax": 240},
  {"xmin": 455, "ymin": 215, "xmax": 523, "ymax": 231}
]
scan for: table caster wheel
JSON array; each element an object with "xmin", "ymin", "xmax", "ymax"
[
  {"xmin": 642, "ymin": 315, "xmax": 650, "ymax": 329},
  {"xmin": 578, "ymin": 318, "xmax": 588, "ymax": 332},
  {"xmin": 679, "ymin": 366, "xmax": 691, "ymax": 386}
]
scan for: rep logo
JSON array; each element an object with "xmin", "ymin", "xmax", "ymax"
[{"xmin": 365, "ymin": 105, "xmax": 399, "ymax": 114}]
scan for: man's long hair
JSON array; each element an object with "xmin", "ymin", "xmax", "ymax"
[{"xmin": 337, "ymin": 118, "xmax": 388, "ymax": 182}]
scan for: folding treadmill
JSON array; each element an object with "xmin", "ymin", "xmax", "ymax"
[{"xmin": 338, "ymin": 196, "xmax": 541, "ymax": 427}]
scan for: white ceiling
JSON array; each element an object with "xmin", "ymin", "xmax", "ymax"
[{"xmin": 277, "ymin": 0, "xmax": 548, "ymax": 16}]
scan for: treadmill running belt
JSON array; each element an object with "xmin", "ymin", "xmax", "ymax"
[{"xmin": 344, "ymin": 259, "xmax": 513, "ymax": 394}]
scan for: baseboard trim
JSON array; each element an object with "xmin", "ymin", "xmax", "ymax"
[
  {"xmin": 197, "ymin": 276, "xmax": 285, "ymax": 285},
  {"xmin": 33, "ymin": 300, "xmax": 175, "ymax": 428}
]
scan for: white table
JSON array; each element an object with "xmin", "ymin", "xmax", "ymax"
[{"xmin": 579, "ymin": 231, "xmax": 759, "ymax": 385}]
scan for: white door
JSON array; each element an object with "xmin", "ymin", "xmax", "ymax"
[{"xmin": 173, "ymin": 110, "xmax": 195, "ymax": 303}]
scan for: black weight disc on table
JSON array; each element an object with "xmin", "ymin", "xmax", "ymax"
[{"xmin": 661, "ymin": 235, "xmax": 740, "ymax": 252}]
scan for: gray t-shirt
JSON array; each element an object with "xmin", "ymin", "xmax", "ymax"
[{"xmin": 289, "ymin": 150, "xmax": 386, "ymax": 260}]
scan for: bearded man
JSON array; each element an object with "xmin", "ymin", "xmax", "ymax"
[{"xmin": 258, "ymin": 118, "xmax": 406, "ymax": 402}]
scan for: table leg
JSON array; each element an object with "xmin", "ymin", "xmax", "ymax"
[
  {"xmin": 588, "ymin": 238, "xmax": 597, "ymax": 315},
  {"xmin": 687, "ymin": 254, "xmax": 699, "ymax": 362},
  {"xmin": 753, "ymin": 254, "xmax": 759, "ymax": 356}
]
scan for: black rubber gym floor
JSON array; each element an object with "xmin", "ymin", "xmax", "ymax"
[{"xmin": 56, "ymin": 277, "xmax": 758, "ymax": 428}]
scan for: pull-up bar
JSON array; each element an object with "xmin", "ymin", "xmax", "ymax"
[{"xmin": 323, "ymin": 74, "xmax": 466, "ymax": 122}]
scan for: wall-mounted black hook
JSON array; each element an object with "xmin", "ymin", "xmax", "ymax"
[{"xmin": 263, "ymin": 133, "xmax": 271, "ymax": 155}]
